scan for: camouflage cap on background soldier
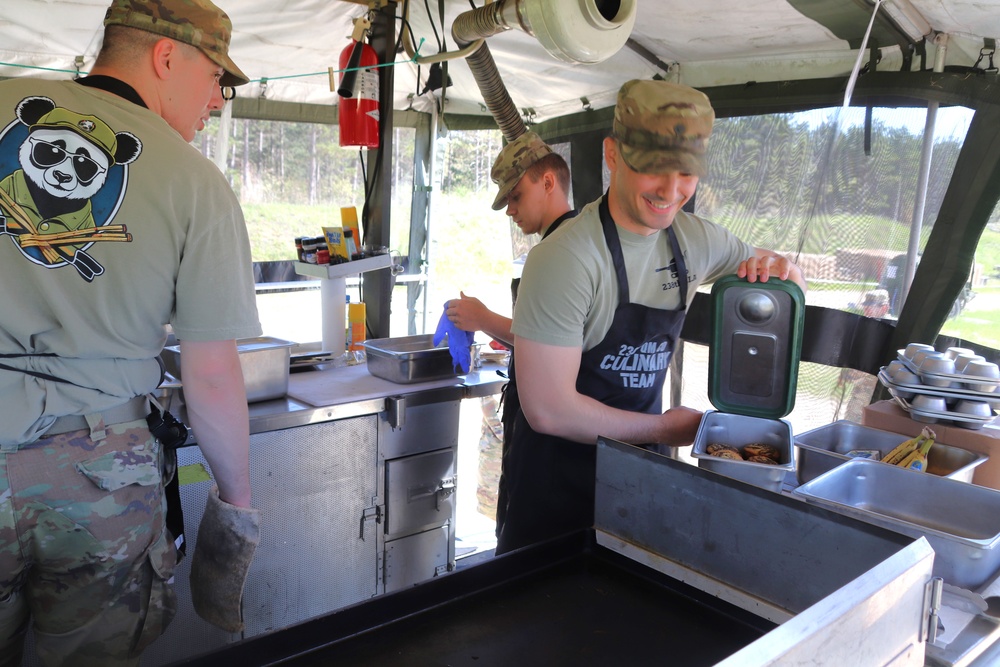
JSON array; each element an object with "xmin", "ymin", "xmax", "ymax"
[
  {"xmin": 491, "ymin": 131, "xmax": 553, "ymax": 211},
  {"xmin": 611, "ymin": 79, "xmax": 715, "ymax": 177},
  {"xmin": 103, "ymin": 0, "xmax": 249, "ymax": 87}
]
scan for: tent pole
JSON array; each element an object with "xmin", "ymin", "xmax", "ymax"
[
  {"xmin": 901, "ymin": 33, "xmax": 948, "ymax": 308},
  {"xmin": 423, "ymin": 105, "xmax": 437, "ymax": 334},
  {"xmin": 214, "ymin": 97, "xmax": 233, "ymax": 174}
]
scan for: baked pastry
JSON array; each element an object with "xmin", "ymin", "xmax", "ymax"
[
  {"xmin": 710, "ymin": 449, "xmax": 744, "ymax": 461},
  {"xmin": 706, "ymin": 443, "xmax": 739, "ymax": 456},
  {"xmin": 747, "ymin": 455, "xmax": 779, "ymax": 465},
  {"xmin": 742, "ymin": 443, "xmax": 781, "ymax": 461}
]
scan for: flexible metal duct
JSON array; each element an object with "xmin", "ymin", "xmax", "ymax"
[
  {"xmin": 451, "ymin": 3, "xmax": 525, "ymax": 141},
  {"xmin": 451, "ymin": 0, "xmax": 637, "ymax": 142}
]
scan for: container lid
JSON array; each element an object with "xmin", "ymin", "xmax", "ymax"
[{"xmin": 707, "ymin": 275, "xmax": 804, "ymax": 419}]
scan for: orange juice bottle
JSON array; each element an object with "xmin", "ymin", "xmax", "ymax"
[{"xmin": 347, "ymin": 301, "xmax": 366, "ymax": 351}]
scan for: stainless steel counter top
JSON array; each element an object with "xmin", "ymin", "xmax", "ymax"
[{"xmin": 241, "ymin": 360, "xmax": 509, "ymax": 434}]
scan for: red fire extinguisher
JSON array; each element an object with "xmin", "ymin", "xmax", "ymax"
[{"xmin": 338, "ymin": 17, "xmax": 379, "ymax": 149}]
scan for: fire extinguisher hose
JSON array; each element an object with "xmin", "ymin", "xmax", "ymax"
[{"xmin": 337, "ymin": 41, "xmax": 365, "ymax": 98}]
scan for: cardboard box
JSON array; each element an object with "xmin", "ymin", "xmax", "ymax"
[{"xmin": 862, "ymin": 400, "xmax": 1000, "ymax": 489}]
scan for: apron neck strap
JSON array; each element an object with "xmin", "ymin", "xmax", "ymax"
[
  {"xmin": 669, "ymin": 224, "xmax": 688, "ymax": 306},
  {"xmin": 75, "ymin": 75, "xmax": 149, "ymax": 109},
  {"xmin": 599, "ymin": 193, "xmax": 688, "ymax": 307},
  {"xmin": 599, "ymin": 194, "xmax": 630, "ymax": 305}
]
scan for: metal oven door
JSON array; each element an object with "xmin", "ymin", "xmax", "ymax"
[{"xmin": 385, "ymin": 447, "xmax": 456, "ymax": 540}]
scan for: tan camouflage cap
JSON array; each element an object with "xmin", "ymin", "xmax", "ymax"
[
  {"xmin": 611, "ymin": 79, "xmax": 714, "ymax": 177},
  {"xmin": 490, "ymin": 131, "xmax": 553, "ymax": 211},
  {"xmin": 104, "ymin": 0, "xmax": 249, "ymax": 87}
]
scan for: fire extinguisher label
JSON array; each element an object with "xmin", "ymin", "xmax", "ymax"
[
  {"xmin": 357, "ymin": 69, "xmax": 379, "ymax": 101},
  {"xmin": 365, "ymin": 109, "xmax": 380, "ymax": 122}
]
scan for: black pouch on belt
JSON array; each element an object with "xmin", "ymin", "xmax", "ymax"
[{"xmin": 147, "ymin": 405, "xmax": 190, "ymax": 561}]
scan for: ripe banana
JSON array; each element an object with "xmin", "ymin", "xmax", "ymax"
[
  {"xmin": 883, "ymin": 427, "xmax": 936, "ymax": 466},
  {"xmin": 898, "ymin": 431, "xmax": 936, "ymax": 472}
]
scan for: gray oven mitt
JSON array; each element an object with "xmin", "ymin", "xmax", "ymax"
[{"xmin": 190, "ymin": 484, "xmax": 260, "ymax": 633}]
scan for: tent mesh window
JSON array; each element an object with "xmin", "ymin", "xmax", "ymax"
[{"xmin": 681, "ymin": 105, "xmax": 977, "ymax": 429}]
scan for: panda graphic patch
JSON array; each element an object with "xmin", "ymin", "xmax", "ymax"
[{"xmin": 0, "ymin": 96, "xmax": 141, "ymax": 282}]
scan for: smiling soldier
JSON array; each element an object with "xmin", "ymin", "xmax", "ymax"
[{"xmin": 494, "ymin": 79, "xmax": 807, "ymax": 555}]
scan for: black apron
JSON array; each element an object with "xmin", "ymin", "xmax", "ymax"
[
  {"xmin": 495, "ymin": 195, "xmax": 688, "ymax": 554},
  {"xmin": 495, "ymin": 209, "xmax": 575, "ymax": 531}
]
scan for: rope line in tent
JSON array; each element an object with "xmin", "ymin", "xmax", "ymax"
[{"xmin": 0, "ymin": 40, "xmax": 425, "ymax": 84}]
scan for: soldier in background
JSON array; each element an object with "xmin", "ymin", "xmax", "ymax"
[{"xmin": 444, "ymin": 131, "xmax": 576, "ymax": 526}]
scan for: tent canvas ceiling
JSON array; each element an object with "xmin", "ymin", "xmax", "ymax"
[{"xmin": 2, "ymin": 1, "xmax": 999, "ymax": 123}]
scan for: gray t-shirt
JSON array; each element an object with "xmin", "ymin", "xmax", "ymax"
[
  {"xmin": 0, "ymin": 79, "xmax": 261, "ymax": 446},
  {"xmin": 512, "ymin": 197, "xmax": 754, "ymax": 351}
]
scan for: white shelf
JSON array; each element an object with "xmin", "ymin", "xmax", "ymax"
[
  {"xmin": 292, "ymin": 254, "xmax": 392, "ymax": 355},
  {"xmin": 293, "ymin": 254, "xmax": 391, "ymax": 279}
]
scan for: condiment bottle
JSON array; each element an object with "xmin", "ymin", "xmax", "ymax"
[
  {"xmin": 301, "ymin": 238, "xmax": 319, "ymax": 264},
  {"xmin": 344, "ymin": 229, "xmax": 359, "ymax": 260}
]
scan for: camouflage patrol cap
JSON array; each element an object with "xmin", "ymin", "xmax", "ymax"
[
  {"xmin": 611, "ymin": 79, "xmax": 714, "ymax": 177},
  {"xmin": 490, "ymin": 131, "xmax": 553, "ymax": 211},
  {"xmin": 103, "ymin": 0, "xmax": 249, "ymax": 87}
]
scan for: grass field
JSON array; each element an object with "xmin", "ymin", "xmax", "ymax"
[
  {"xmin": 941, "ymin": 286, "xmax": 1000, "ymax": 348},
  {"xmin": 244, "ymin": 193, "xmax": 1000, "ymax": 351}
]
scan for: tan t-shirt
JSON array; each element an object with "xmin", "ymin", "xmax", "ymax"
[
  {"xmin": 0, "ymin": 79, "xmax": 261, "ymax": 446},
  {"xmin": 512, "ymin": 196, "xmax": 754, "ymax": 351}
]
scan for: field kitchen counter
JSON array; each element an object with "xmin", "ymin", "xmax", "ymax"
[
  {"xmin": 172, "ymin": 438, "xmax": 936, "ymax": 667},
  {"xmin": 242, "ymin": 360, "xmax": 510, "ymax": 433},
  {"xmin": 137, "ymin": 360, "xmax": 510, "ymax": 666}
]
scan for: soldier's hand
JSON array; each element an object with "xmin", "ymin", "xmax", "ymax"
[{"xmin": 447, "ymin": 292, "xmax": 489, "ymax": 332}]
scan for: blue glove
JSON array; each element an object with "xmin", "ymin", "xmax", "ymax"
[{"xmin": 433, "ymin": 301, "xmax": 475, "ymax": 373}]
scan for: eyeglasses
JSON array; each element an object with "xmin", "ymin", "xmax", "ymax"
[{"xmin": 27, "ymin": 136, "xmax": 107, "ymax": 185}]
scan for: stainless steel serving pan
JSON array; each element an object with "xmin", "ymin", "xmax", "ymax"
[
  {"xmin": 691, "ymin": 411, "xmax": 795, "ymax": 492},
  {"xmin": 162, "ymin": 336, "xmax": 294, "ymax": 402},
  {"xmin": 363, "ymin": 334, "xmax": 462, "ymax": 384},
  {"xmin": 793, "ymin": 458, "xmax": 1000, "ymax": 589},
  {"xmin": 795, "ymin": 420, "xmax": 987, "ymax": 484}
]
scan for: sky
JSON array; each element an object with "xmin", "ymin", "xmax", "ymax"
[{"xmin": 795, "ymin": 105, "xmax": 975, "ymax": 141}]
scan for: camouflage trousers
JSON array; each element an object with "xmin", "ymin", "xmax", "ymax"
[
  {"xmin": 0, "ymin": 419, "xmax": 177, "ymax": 667},
  {"xmin": 476, "ymin": 395, "xmax": 503, "ymax": 521}
]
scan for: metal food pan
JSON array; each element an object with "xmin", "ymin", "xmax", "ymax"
[
  {"xmin": 161, "ymin": 336, "xmax": 294, "ymax": 403},
  {"xmin": 793, "ymin": 458, "xmax": 1000, "ymax": 589},
  {"xmin": 795, "ymin": 420, "xmax": 987, "ymax": 484},
  {"xmin": 691, "ymin": 411, "xmax": 795, "ymax": 492},
  {"xmin": 363, "ymin": 334, "xmax": 461, "ymax": 384}
]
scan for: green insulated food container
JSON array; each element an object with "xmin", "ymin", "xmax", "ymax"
[{"xmin": 707, "ymin": 275, "xmax": 805, "ymax": 419}]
